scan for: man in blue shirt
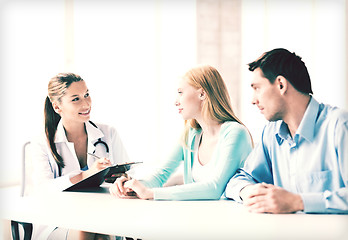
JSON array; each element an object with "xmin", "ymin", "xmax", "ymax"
[{"xmin": 225, "ymin": 48, "xmax": 348, "ymax": 214}]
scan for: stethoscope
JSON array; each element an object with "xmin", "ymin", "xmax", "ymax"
[
  {"xmin": 89, "ymin": 121, "xmax": 109, "ymax": 154},
  {"xmin": 93, "ymin": 138, "xmax": 109, "ymax": 154}
]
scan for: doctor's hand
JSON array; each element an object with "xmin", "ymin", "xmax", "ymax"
[
  {"xmin": 81, "ymin": 158, "xmax": 111, "ymax": 180},
  {"xmin": 90, "ymin": 157, "xmax": 111, "ymax": 173},
  {"xmin": 71, "ymin": 158, "xmax": 111, "ymax": 184},
  {"xmin": 240, "ymin": 183, "xmax": 304, "ymax": 214}
]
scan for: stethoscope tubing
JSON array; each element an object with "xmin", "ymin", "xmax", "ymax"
[
  {"xmin": 89, "ymin": 121, "xmax": 110, "ymax": 154},
  {"xmin": 93, "ymin": 138, "xmax": 109, "ymax": 153}
]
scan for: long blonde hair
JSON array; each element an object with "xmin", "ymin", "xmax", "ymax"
[{"xmin": 182, "ymin": 65, "xmax": 253, "ymax": 146}]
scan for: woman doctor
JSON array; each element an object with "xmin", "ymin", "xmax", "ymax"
[
  {"xmin": 110, "ymin": 65, "xmax": 253, "ymax": 200},
  {"xmin": 30, "ymin": 73, "xmax": 129, "ymax": 240}
]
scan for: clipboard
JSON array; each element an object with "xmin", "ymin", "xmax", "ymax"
[{"xmin": 63, "ymin": 162, "xmax": 142, "ymax": 192}]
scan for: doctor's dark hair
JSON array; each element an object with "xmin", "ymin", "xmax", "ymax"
[
  {"xmin": 248, "ymin": 48, "xmax": 313, "ymax": 95},
  {"xmin": 44, "ymin": 73, "xmax": 84, "ymax": 171}
]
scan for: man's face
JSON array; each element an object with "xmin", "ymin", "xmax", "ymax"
[{"xmin": 251, "ymin": 68, "xmax": 285, "ymax": 121}]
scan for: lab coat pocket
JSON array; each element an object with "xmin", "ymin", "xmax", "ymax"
[{"xmin": 296, "ymin": 170, "xmax": 333, "ymax": 192}]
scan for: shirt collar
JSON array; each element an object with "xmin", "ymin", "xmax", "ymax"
[
  {"xmin": 54, "ymin": 120, "xmax": 104, "ymax": 143},
  {"xmin": 276, "ymin": 121, "xmax": 288, "ymax": 144},
  {"xmin": 189, "ymin": 128, "xmax": 202, "ymax": 150},
  {"xmin": 296, "ymin": 97, "xmax": 319, "ymax": 142},
  {"xmin": 275, "ymin": 97, "xmax": 319, "ymax": 144},
  {"xmin": 54, "ymin": 120, "xmax": 68, "ymax": 143},
  {"xmin": 85, "ymin": 121, "xmax": 105, "ymax": 142}
]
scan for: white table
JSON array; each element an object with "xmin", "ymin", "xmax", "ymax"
[{"xmin": 1, "ymin": 186, "xmax": 348, "ymax": 240}]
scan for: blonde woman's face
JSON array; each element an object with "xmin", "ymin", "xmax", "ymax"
[
  {"xmin": 53, "ymin": 81, "xmax": 92, "ymax": 124},
  {"xmin": 175, "ymin": 78, "xmax": 203, "ymax": 120}
]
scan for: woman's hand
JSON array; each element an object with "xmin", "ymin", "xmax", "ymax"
[
  {"xmin": 124, "ymin": 179, "xmax": 154, "ymax": 200},
  {"xmin": 70, "ymin": 158, "xmax": 111, "ymax": 184},
  {"xmin": 90, "ymin": 157, "xmax": 111, "ymax": 173},
  {"xmin": 109, "ymin": 176, "xmax": 132, "ymax": 198},
  {"xmin": 109, "ymin": 176, "xmax": 154, "ymax": 200},
  {"xmin": 82, "ymin": 158, "xmax": 111, "ymax": 180}
]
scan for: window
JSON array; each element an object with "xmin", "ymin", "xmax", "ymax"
[
  {"xmin": 0, "ymin": 0, "xmax": 196, "ymax": 186},
  {"xmin": 241, "ymin": 0, "xmax": 347, "ymax": 141}
]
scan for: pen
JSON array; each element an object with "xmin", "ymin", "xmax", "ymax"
[
  {"xmin": 88, "ymin": 153, "xmax": 101, "ymax": 159},
  {"xmin": 88, "ymin": 153, "xmax": 110, "ymax": 165},
  {"xmin": 88, "ymin": 153, "xmax": 109, "ymax": 164}
]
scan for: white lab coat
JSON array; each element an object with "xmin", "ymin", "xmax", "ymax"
[{"xmin": 28, "ymin": 120, "xmax": 130, "ymax": 239}]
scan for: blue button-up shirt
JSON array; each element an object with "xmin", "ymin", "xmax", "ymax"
[{"xmin": 225, "ymin": 97, "xmax": 348, "ymax": 213}]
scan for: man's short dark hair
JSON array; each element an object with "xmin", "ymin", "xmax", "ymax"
[{"xmin": 248, "ymin": 48, "xmax": 313, "ymax": 94}]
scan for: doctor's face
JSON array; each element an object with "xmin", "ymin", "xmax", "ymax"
[
  {"xmin": 175, "ymin": 78, "xmax": 202, "ymax": 120},
  {"xmin": 54, "ymin": 81, "xmax": 92, "ymax": 124}
]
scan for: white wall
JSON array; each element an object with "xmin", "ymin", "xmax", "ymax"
[
  {"xmin": 240, "ymin": 0, "xmax": 347, "ymax": 142},
  {"xmin": 1, "ymin": 0, "xmax": 66, "ymax": 186},
  {"xmin": 0, "ymin": 0, "xmax": 346, "ymax": 186},
  {"xmin": 0, "ymin": 0, "xmax": 197, "ymax": 186}
]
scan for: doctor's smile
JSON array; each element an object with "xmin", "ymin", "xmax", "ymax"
[
  {"xmin": 31, "ymin": 72, "xmax": 131, "ymax": 239},
  {"xmin": 79, "ymin": 109, "xmax": 91, "ymax": 116}
]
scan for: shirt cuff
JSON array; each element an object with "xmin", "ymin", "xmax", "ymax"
[
  {"xmin": 224, "ymin": 180, "xmax": 252, "ymax": 203},
  {"xmin": 300, "ymin": 192, "xmax": 326, "ymax": 213},
  {"xmin": 50, "ymin": 170, "xmax": 82, "ymax": 192},
  {"xmin": 153, "ymin": 187, "xmax": 169, "ymax": 200}
]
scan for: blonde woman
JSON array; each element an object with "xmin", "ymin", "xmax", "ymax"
[
  {"xmin": 30, "ymin": 73, "xmax": 129, "ymax": 239},
  {"xmin": 110, "ymin": 65, "xmax": 253, "ymax": 200}
]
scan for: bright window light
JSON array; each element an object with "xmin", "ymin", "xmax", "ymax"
[
  {"xmin": 0, "ymin": 0, "xmax": 196, "ymax": 186},
  {"xmin": 241, "ymin": 0, "xmax": 346, "ymax": 142}
]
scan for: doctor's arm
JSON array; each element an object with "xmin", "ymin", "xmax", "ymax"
[
  {"xmin": 30, "ymin": 137, "xmax": 110, "ymax": 192},
  {"xmin": 30, "ymin": 138, "xmax": 75, "ymax": 192},
  {"xmin": 70, "ymin": 158, "xmax": 111, "ymax": 184}
]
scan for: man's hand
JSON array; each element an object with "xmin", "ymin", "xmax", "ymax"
[{"xmin": 240, "ymin": 183, "xmax": 304, "ymax": 213}]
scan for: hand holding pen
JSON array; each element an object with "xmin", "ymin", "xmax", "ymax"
[{"xmin": 88, "ymin": 153, "xmax": 112, "ymax": 172}]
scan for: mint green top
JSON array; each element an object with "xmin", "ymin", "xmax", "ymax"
[{"xmin": 140, "ymin": 121, "xmax": 253, "ymax": 200}]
